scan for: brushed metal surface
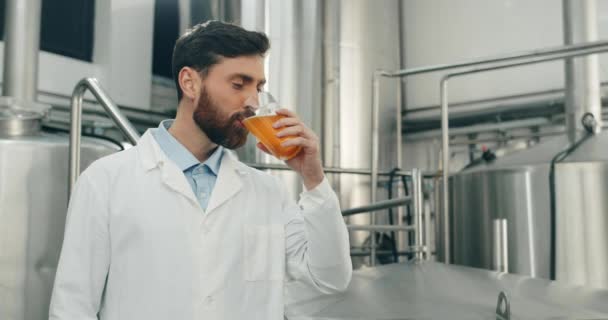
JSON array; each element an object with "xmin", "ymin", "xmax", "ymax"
[
  {"xmin": 450, "ymin": 164, "xmax": 551, "ymax": 279},
  {"xmin": 555, "ymin": 136, "xmax": 608, "ymax": 288},
  {"xmin": 285, "ymin": 261, "xmax": 608, "ymax": 320},
  {"xmin": 450, "ymin": 132, "xmax": 608, "ymax": 289},
  {"xmin": 0, "ymin": 133, "xmax": 119, "ymax": 320}
]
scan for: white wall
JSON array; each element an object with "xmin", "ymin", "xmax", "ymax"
[
  {"xmin": 0, "ymin": 0, "xmax": 156, "ymax": 110},
  {"xmin": 402, "ymin": 0, "xmax": 608, "ymax": 109}
]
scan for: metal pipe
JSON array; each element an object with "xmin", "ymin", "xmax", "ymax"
[
  {"xmin": 404, "ymin": 118, "xmax": 551, "ymax": 141},
  {"xmin": 563, "ymin": 0, "xmax": 602, "ymax": 144},
  {"xmin": 350, "ymin": 249, "xmax": 415, "ymax": 257},
  {"xmin": 342, "ymin": 196, "xmax": 412, "ymax": 217},
  {"xmin": 563, "ymin": 0, "xmax": 576, "ymax": 144},
  {"xmin": 370, "ymin": 71, "xmax": 382, "ymax": 266},
  {"xmin": 69, "ymin": 78, "xmax": 141, "ymax": 196},
  {"xmin": 424, "ymin": 179, "xmax": 432, "ymax": 260},
  {"xmin": 3, "ymin": 0, "xmax": 42, "ymax": 104},
  {"xmin": 385, "ymin": 39, "xmax": 608, "ymax": 78},
  {"xmin": 493, "ymin": 219, "xmax": 509, "ymax": 273},
  {"xmin": 440, "ymin": 79, "xmax": 450, "ymax": 263},
  {"xmin": 347, "ymin": 225, "xmax": 415, "ymax": 232},
  {"xmin": 437, "ymin": 43, "xmax": 608, "ymax": 265},
  {"xmin": 244, "ymin": 162, "xmax": 414, "ymax": 177},
  {"xmin": 321, "ymin": 0, "xmax": 341, "ymax": 188},
  {"xmin": 371, "ymin": 39, "xmax": 608, "ymax": 265},
  {"xmin": 412, "ymin": 168, "xmax": 424, "ymax": 260}
]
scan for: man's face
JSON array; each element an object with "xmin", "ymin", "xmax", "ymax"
[{"xmin": 193, "ymin": 55, "xmax": 266, "ymax": 149}]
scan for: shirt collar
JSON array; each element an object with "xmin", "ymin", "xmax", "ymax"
[{"xmin": 152, "ymin": 119, "xmax": 223, "ymax": 175}]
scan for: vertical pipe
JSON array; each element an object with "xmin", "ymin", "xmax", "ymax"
[
  {"xmin": 440, "ymin": 77, "xmax": 451, "ymax": 264},
  {"xmin": 395, "ymin": 1, "xmax": 406, "ymax": 260},
  {"xmin": 69, "ymin": 85, "xmax": 85, "ymax": 198},
  {"xmin": 412, "ymin": 168, "xmax": 424, "ymax": 260},
  {"xmin": 3, "ymin": 0, "xmax": 42, "ymax": 104},
  {"xmin": 322, "ymin": 0, "xmax": 341, "ymax": 193},
  {"xmin": 493, "ymin": 219, "xmax": 509, "ymax": 273},
  {"xmin": 370, "ymin": 71, "xmax": 381, "ymax": 266},
  {"xmin": 563, "ymin": 0, "xmax": 602, "ymax": 144}
]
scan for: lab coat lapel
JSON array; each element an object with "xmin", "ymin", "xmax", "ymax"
[
  {"xmin": 205, "ymin": 153, "xmax": 244, "ymax": 215},
  {"xmin": 138, "ymin": 131, "xmax": 199, "ymax": 207},
  {"xmin": 160, "ymin": 162, "xmax": 200, "ymax": 207}
]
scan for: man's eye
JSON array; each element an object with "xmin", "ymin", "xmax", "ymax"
[{"xmin": 232, "ymin": 83, "xmax": 243, "ymax": 90}]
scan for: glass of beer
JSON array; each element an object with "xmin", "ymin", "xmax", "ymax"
[{"xmin": 243, "ymin": 92, "xmax": 302, "ymax": 160}]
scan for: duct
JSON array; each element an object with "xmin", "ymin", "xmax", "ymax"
[
  {"xmin": 338, "ymin": 0, "xmax": 401, "ymax": 267},
  {"xmin": 563, "ymin": 0, "xmax": 603, "ymax": 143}
]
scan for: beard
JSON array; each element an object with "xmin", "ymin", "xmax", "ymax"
[{"xmin": 192, "ymin": 87, "xmax": 255, "ymax": 149}]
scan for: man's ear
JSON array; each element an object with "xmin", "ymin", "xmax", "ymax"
[{"xmin": 178, "ymin": 67, "xmax": 201, "ymax": 101}]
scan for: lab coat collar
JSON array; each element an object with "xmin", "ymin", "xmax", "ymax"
[
  {"xmin": 138, "ymin": 130, "xmax": 200, "ymax": 206},
  {"xmin": 138, "ymin": 130, "xmax": 247, "ymax": 213},
  {"xmin": 206, "ymin": 151, "xmax": 246, "ymax": 214}
]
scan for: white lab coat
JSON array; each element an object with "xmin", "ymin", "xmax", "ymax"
[{"xmin": 49, "ymin": 131, "xmax": 352, "ymax": 320}]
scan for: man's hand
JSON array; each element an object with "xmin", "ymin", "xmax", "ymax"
[{"xmin": 255, "ymin": 108, "xmax": 324, "ymax": 190}]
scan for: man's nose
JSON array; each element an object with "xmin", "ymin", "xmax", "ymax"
[{"xmin": 244, "ymin": 94, "xmax": 259, "ymax": 111}]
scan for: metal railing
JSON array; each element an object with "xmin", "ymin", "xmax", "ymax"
[
  {"xmin": 252, "ymin": 162, "xmax": 429, "ymax": 264},
  {"xmin": 245, "ymin": 162, "xmax": 438, "ymax": 178},
  {"xmin": 371, "ymin": 39, "xmax": 608, "ymax": 263},
  {"xmin": 341, "ymin": 168, "xmax": 427, "ymax": 262},
  {"xmin": 68, "ymin": 78, "xmax": 140, "ymax": 197}
]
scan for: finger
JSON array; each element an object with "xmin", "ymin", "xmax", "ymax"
[
  {"xmin": 276, "ymin": 125, "xmax": 305, "ymax": 138},
  {"xmin": 256, "ymin": 142, "xmax": 271, "ymax": 154},
  {"xmin": 275, "ymin": 108, "xmax": 298, "ymax": 118},
  {"xmin": 272, "ymin": 116, "xmax": 299, "ymax": 129},
  {"xmin": 279, "ymin": 126, "xmax": 317, "ymax": 141},
  {"xmin": 281, "ymin": 137, "xmax": 317, "ymax": 150}
]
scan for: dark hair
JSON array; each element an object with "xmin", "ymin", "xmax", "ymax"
[{"xmin": 171, "ymin": 21, "xmax": 270, "ymax": 101}]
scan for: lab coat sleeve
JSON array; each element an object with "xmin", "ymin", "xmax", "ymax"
[
  {"xmin": 282, "ymin": 176, "xmax": 352, "ymax": 294},
  {"xmin": 49, "ymin": 170, "xmax": 110, "ymax": 320}
]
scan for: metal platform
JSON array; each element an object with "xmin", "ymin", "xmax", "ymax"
[{"xmin": 285, "ymin": 261, "xmax": 608, "ymax": 320}]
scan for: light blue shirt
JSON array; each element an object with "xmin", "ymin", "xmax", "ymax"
[{"xmin": 151, "ymin": 119, "xmax": 223, "ymax": 211}]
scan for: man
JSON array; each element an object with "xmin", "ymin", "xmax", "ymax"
[{"xmin": 49, "ymin": 21, "xmax": 352, "ymax": 319}]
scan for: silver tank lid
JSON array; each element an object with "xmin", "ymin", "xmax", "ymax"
[
  {"xmin": 0, "ymin": 107, "xmax": 44, "ymax": 137},
  {"xmin": 459, "ymin": 131, "xmax": 608, "ymax": 174}
]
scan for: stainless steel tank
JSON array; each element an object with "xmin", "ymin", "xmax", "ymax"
[
  {"xmin": 0, "ymin": 115, "xmax": 120, "ymax": 320},
  {"xmin": 554, "ymin": 131, "xmax": 608, "ymax": 288},
  {"xmin": 285, "ymin": 261, "xmax": 608, "ymax": 319},
  {"xmin": 449, "ymin": 131, "xmax": 608, "ymax": 288}
]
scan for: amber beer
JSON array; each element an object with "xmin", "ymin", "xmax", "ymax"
[{"xmin": 243, "ymin": 114, "xmax": 302, "ymax": 160}]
